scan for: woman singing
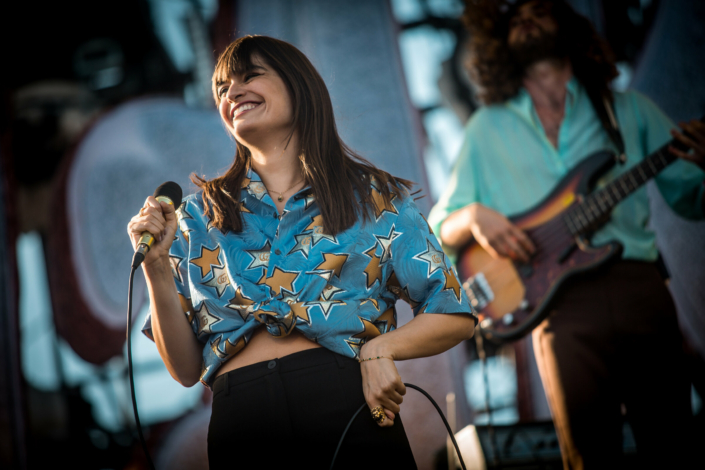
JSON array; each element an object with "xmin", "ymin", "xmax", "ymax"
[{"xmin": 127, "ymin": 35, "xmax": 476, "ymax": 469}]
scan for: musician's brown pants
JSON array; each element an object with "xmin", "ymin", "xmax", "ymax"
[{"xmin": 532, "ymin": 260, "xmax": 695, "ymax": 470}]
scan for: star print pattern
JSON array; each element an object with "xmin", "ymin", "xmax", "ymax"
[
  {"xmin": 194, "ymin": 302, "xmax": 223, "ymax": 337},
  {"xmin": 320, "ymin": 284, "xmax": 344, "ymax": 300},
  {"xmin": 191, "ymin": 245, "xmax": 222, "ymax": 279},
  {"xmin": 257, "ymin": 267, "xmax": 299, "ymax": 296},
  {"xmin": 170, "ymin": 255, "xmax": 184, "ymax": 283},
  {"xmin": 141, "ymin": 166, "xmax": 475, "ymax": 387},
  {"xmin": 245, "ymin": 241, "xmax": 271, "ymax": 271},
  {"xmin": 288, "ymin": 233, "xmax": 314, "ymax": 258},
  {"xmin": 412, "ymin": 238, "xmax": 447, "ymax": 277},
  {"xmin": 362, "ymin": 244, "xmax": 383, "ymax": 289},
  {"xmin": 227, "ymin": 286, "xmax": 255, "ymax": 321},
  {"xmin": 304, "ymin": 215, "xmax": 338, "ymax": 246},
  {"xmin": 203, "ymin": 264, "xmax": 231, "ymax": 298},
  {"xmin": 307, "ymin": 252, "xmax": 349, "ymax": 281},
  {"xmin": 370, "ymin": 180, "xmax": 400, "ymax": 221},
  {"xmin": 374, "ymin": 224, "xmax": 402, "ymax": 265},
  {"xmin": 443, "ymin": 268, "xmax": 462, "ymax": 302}
]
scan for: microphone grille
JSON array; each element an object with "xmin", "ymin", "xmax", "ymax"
[{"xmin": 154, "ymin": 181, "xmax": 183, "ymax": 207}]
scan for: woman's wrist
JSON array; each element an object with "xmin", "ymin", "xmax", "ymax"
[
  {"xmin": 142, "ymin": 254, "xmax": 172, "ymax": 280},
  {"xmin": 360, "ymin": 338, "xmax": 394, "ymax": 361}
]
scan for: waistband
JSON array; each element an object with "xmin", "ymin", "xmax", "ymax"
[{"xmin": 212, "ymin": 347, "xmax": 356, "ymax": 396}]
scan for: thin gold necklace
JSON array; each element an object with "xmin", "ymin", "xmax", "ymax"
[{"xmin": 269, "ymin": 178, "xmax": 304, "ymax": 202}]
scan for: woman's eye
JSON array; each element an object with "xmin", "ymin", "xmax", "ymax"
[
  {"xmin": 219, "ymin": 87, "xmax": 229, "ymax": 97},
  {"xmin": 244, "ymin": 73, "xmax": 260, "ymax": 82}
]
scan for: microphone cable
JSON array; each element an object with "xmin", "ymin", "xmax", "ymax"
[
  {"xmin": 330, "ymin": 383, "xmax": 468, "ymax": 470},
  {"xmin": 127, "ymin": 259, "xmax": 156, "ymax": 470}
]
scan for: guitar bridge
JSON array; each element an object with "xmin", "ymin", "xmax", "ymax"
[{"xmin": 463, "ymin": 273, "xmax": 494, "ymax": 310}]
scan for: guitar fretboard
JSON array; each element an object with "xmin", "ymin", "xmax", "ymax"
[{"xmin": 563, "ymin": 140, "xmax": 679, "ymax": 236}]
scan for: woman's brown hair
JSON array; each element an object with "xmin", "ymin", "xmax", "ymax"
[
  {"xmin": 193, "ymin": 35, "xmax": 413, "ymax": 234},
  {"xmin": 462, "ymin": 0, "xmax": 618, "ymax": 105}
]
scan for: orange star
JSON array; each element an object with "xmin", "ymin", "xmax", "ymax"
[
  {"xmin": 363, "ymin": 245, "xmax": 383, "ymax": 289},
  {"xmin": 178, "ymin": 294, "xmax": 195, "ymax": 323},
  {"xmin": 257, "ymin": 267, "xmax": 299, "ymax": 296},
  {"xmin": 224, "ymin": 336, "xmax": 246, "ymax": 356},
  {"xmin": 361, "ymin": 298, "xmax": 380, "ymax": 311},
  {"xmin": 443, "ymin": 268, "xmax": 462, "ymax": 302},
  {"xmin": 375, "ymin": 307, "xmax": 397, "ymax": 332},
  {"xmin": 305, "ymin": 214, "xmax": 323, "ymax": 231},
  {"xmin": 353, "ymin": 317, "xmax": 381, "ymax": 342},
  {"xmin": 370, "ymin": 187, "xmax": 398, "ymax": 220},
  {"xmin": 191, "ymin": 245, "xmax": 221, "ymax": 278},
  {"xmin": 289, "ymin": 302, "xmax": 312, "ymax": 324},
  {"xmin": 313, "ymin": 253, "xmax": 349, "ymax": 279}
]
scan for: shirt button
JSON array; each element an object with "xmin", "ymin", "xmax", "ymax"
[
  {"xmin": 267, "ymin": 360, "xmax": 276, "ymax": 370},
  {"xmin": 273, "ymin": 213, "xmax": 277, "ymax": 218},
  {"xmin": 275, "ymin": 249, "xmax": 282, "ymax": 255}
]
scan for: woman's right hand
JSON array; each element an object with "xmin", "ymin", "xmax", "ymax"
[
  {"xmin": 127, "ymin": 196, "xmax": 179, "ymax": 268},
  {"xmin": 467, "ymin": 203, "xmax": 535, "ymax": 263}
]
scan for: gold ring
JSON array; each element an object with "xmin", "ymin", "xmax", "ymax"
[
  {"xmin": 370, "ymin": 406, "xmax": 386, "ymax": 424},
  {"xmin": 140, "ymin": 207, "xmax": 147, "ymax": 215}
]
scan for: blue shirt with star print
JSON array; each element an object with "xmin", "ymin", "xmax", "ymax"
[{"xmin": 143, "ymin": 167, "xmax": 476, "ymax": 387}]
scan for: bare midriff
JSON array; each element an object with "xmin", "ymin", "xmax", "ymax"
[{"xmin": 215, "ymin": 327, "xmax": 322, "ymax": 378}]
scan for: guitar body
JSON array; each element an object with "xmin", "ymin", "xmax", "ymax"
[{"xmin": 456, "ymin": 150, "xmax": 624, "ymax": 343}]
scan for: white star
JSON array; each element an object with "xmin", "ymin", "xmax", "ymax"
[
  {"xmin": 169, "ymin": 255, "xmax": 183, "ymax": 283},
  {"xmin": 303, "ymin": 193, "xmax": 316, "ymax": 209},
  {"xmin": 245, "ymin": 241, "xmax": 271, "ymax": 271},
  {"xmin": 320, "ymin": 285, "xmax": 344, "ymax": 301},
  {"xmin": 248, "ymin": 181, "xmax": 268, "ymax": 201},
  {"xmin": 374, "ymin": 225, "xmax": 402, "ymax": 265},
  {"xmin": 194, "ymin": 302, "xmax": 223, "ymax": 336},
  {"xmin": 412, "ymin": 239, "xmax": 447, "ymax": 277},
  {"xmin": 309, "ymin": 226, "xmax": 337, "ymax": 246},
  {"xmin": 203, "ymin": 265, "xmax": 231, "ymax": 297},
  {"xmin": 288, "ymin": 233, "xmax": 313, "ymax": 258}
]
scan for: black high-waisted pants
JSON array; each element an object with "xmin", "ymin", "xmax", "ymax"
[{"xmin": 208, "ymin": 347, "xmax": 417, "ymax": 469}]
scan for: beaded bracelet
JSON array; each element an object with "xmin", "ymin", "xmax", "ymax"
[{"xmin": 359, "ymin": 356, "xmax": 388, "ymax": 363}]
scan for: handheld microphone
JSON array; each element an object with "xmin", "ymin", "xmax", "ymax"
[{"xmin": 132, "ymin": 181, "xmax": 183, "ymax": 268}]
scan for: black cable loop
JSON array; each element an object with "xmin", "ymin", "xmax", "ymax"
[
  {"xmin": 330, "ymin": 383, "xmax": 468, "ymax": 470},
  {"xmin": 127, "ymin": 262, "xmax": 156, "ymax": 470}
]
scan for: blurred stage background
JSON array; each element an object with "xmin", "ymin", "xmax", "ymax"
[{"xmin": 1, "ymin": 0, "xmax": 704, "ymax": 469}]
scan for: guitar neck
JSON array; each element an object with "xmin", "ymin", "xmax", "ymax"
[{"xmin": 565, "ymin": 139, "xmax": 679, "ymax": 235}]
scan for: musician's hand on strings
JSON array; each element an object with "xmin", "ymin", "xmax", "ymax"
[
  {"xmin": 467, "ymin": 204, "xmax": 535, "ymax": 263},
  {"xmin": 670, "ymin": 119, "xmax": 705, "ymax": 171}
]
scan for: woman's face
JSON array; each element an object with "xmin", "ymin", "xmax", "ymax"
[{"xmin": 216, "ymin": 55, "xmax": 294, "ymax": 143}]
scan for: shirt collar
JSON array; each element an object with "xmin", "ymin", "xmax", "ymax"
[
  {"xmin": 240, "ymin": 166, "xmax": 314, "ymax": 205},
  {"xmin": 506, "ymin": 75, "xmax": 581, "ymax": 125}
]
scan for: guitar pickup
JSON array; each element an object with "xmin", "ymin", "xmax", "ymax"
[{"xmin": 463, "ymin": 273, "xmax": 494, "ymax": 310}]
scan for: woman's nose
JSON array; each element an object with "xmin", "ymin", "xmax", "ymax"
[{"xmin": 226, "ymin": 84, "xmax": 244, "ymax": 102}]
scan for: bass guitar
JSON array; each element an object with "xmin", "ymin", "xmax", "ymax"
[{"xmin": 456, "ymin": 125, "xmax": 700, "ymax": 343}]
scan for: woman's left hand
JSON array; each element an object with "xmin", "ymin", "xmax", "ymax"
[
  {"xmin": 360, "ymin": 352, "xmax": 406, "ymax": 428},
  {"xmin": 670, "ymin": 119, "xmax": 705, "ymax": 171}
]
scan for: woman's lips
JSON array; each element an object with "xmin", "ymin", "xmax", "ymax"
[{"xmin": 232, "ymin": 102, "xmax": 262, "ymax": 119}]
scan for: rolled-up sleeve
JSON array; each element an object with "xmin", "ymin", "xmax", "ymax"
[{"xmin": 390, "ymin": 197, "xmax": 476, "ymax": 321}]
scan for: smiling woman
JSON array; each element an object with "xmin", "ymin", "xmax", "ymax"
[{"xmin": 126, "ymin": 35, "xmax": 476, "ymax": 469}]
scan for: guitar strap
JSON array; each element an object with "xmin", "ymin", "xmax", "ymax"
[{"xmin": 586, "ymin": 87, "xmax": 627, "ymax": 164}]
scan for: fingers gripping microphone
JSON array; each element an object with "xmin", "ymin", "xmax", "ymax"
[{"xmin": 132, "ymin": 181, "xmax": 183, "ymax": 268}]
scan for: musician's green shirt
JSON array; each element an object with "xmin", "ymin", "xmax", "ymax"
[{"xmin": 428, "ymin": 78, "xmax": 705, "ymax": 263}]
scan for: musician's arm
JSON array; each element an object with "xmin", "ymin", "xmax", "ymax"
[
  {"xmin": 633, "ymin": 92, "xmax": 705, "ymax": 220},
  {"xmin": 440, "ymin": 203, "xmax": 535, "ymax": 262}
]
